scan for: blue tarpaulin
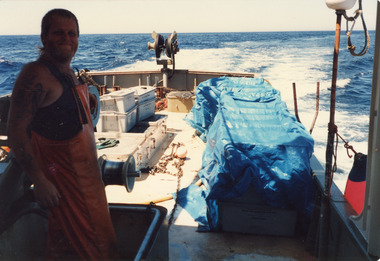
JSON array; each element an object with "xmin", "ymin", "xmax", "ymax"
[{"xmin": 178, "ymin": 77, "xmax": 316, "ymax": 231}]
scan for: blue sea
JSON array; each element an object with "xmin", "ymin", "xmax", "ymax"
[{"xmin": 0, "ymin": 31, "xmax": 374, "ymax": 190}]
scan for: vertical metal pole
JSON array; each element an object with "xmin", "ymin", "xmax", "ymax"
[
  {"xmin": 319, "ymin": 11, "xmax": 342, "ymax": 260},
  {"xmin": 309, "ymin": 82, "xmax": 320, "ymax": 134},
  {"xmin": 162, "ymin": 65, "xmax": 168, "ymax": 88},
  {"xmin": 292, "ymin": 82, "xmax": 301, "ymax": 123},
  {"xmin": 326, "ymin": 11, "xmax": 342, "ymax": 196}
]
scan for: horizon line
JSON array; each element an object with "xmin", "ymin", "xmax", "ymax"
[{"xmin": 1, "ymin": 29, "xmax": 372, "ymax": 37}]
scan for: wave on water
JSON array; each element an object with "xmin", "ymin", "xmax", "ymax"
[{"xmin": 0, "ymin": 31, "xmax": 375, "ymax": 192}]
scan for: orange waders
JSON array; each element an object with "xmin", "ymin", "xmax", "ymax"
[{"xmin": 31, "ymin": 84, "xmax": 118, "ymax": 260}]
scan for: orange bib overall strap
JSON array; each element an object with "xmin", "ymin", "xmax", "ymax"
[{"xmin": 31, "ymin": 84, "xmax": 117, "ymax": 260}]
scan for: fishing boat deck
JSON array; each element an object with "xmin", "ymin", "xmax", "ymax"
[{"xmin": 100, "ymin": 111, "xmax": 316, "ymax": 261}]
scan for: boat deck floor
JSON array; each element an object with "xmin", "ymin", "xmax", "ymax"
[{"xmin": 102, "ymin": 111, "xmax": 315, "ymax": 261}]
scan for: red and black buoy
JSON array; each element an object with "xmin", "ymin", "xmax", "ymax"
[{"xmin": 344, "ymin": 153, "xmax": 367, "ymax": 214}]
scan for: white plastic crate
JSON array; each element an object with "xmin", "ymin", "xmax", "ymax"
[
  {"xmin": 100, "ymin": 89, "xmax": 135, "ymax": 112},
  {"xmin": 97, "ymin": 105, "xmax": 137, "ymax": 133},
  {"xmin": 129, "ymin": 86, "xmax": 156, "ymax": 103},
  {"xmin": 137, "ymin": 97, "xmax": 156, "ymax": 122}
]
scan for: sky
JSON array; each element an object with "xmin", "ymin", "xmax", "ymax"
[{"xmin": 0, "ymin": 0, "xmax": 378, "ymax": 35}]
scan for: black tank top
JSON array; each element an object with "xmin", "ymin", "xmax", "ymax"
[{"xmin": 30, "ymin": 61, "xmax": 85, "ymax": 140}]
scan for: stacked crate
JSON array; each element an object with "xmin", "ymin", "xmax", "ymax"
[
  {"xmin": 128, "ymin": 86, "xmax": 156, "ymax": 122},
  {"xmin": 97, "ymin": 89, "xmax": 137, "ymax": 132},
  {"xmin": 97, "ymin": 86, "xmax": 156, "ymax": 133}
]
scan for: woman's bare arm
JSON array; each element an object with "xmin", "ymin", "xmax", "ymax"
[{"xmin": 7, "ymin": 62, "xmax": 61, "ymax": 208}]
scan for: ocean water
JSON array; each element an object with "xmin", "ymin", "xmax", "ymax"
[{"xmin": 0, "ymin": 31, "xmax": 374, "ymax": 191}]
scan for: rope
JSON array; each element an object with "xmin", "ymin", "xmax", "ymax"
[
  {"xmin": 76, "ymin": 69, "xmax": 103, "ymax": 91},
  {"xmin": 336, "ymin": 132, "xmax": 358, "ymax": 158},
  {"xmin": 328, "ymin": 123, "xmax": 359, "ymax": 191},
  {"xmin": 328, "ymin": 123, "xmax": 338, "ymax": 192}
]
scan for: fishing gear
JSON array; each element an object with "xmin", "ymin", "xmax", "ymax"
[
  {"xmin": 325, "ymin": 0, "xmax": 370, "ymax": 56},
  {"xmin": 329, "ymin": 125, "xmax": 361, "ymax": 189},
  {"xmin": 342, "ymin": 0, "xmax": 370, "ymax": 56},
  {"xmin": 335, "ymin": 131, "xmax": 359, "ymax": 158},
  {"xmin": 148, "ymin": 31, "xmax": 179, "ymax": 88}
]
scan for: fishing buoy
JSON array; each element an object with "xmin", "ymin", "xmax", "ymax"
[
  {"xmin": 344, "ymin": 153, "xmax": 366, "ymax": 214},
  {"xmin": 175, "ymin": 146, "xmax": 187, "ymax": 159}
]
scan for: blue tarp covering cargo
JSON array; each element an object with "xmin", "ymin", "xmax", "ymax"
[{"xmin": 178, "ymin": 77, "xmax": 316, "ymax": 231}]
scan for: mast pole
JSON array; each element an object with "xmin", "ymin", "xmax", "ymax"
[{"xmin": 319, "ymin": 10, "xmax": 343, "ymax": 260}]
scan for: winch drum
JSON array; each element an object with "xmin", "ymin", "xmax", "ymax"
[{"xmin": 98, "ymin": 154, "xmax": 140, "ymax": 192}]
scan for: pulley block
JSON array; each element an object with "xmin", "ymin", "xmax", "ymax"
[
  {"xmin": 148, "ymin": 30, "xmax": 179, "ymax": 65},
  {"xmin": 148, "ymin": 31, "xmax": 165, "ymax": 58}
]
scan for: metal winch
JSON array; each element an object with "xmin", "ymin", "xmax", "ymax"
[
  {"xmin": 148, "ymin": 31, "xmax": 179, "ymax": 88},
  {"xmin": 98, "ymin": 155, "xmax": 141, "ymax": 192}
]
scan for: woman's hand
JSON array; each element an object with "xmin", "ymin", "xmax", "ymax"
[{"xmin": 33, "ymin": 177, "xmax": 61, "ymax": 208}]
